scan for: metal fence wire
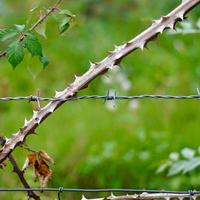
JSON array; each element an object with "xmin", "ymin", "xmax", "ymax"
[
  {"xmin": 0, "ymin": 188, "xmax": 198, "ymax": 200},
  {"xmin": 1, "ymin": 93, "xmax": 200, "ymax": 102}
]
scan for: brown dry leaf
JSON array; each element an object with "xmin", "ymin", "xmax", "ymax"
[
  {"xmin": 38, "ymin": 150, "xmax": 54, "ymax": 164},
  {"xmin": 35, "ymin": 159, "xmax": 52, "ymax": 187},
  {"xmin": 22, "ymin": 151, "xmax": 53, "ymax": 187},
  {"xmin": 22, "ymin": 152, "xmax": 37, "ymax": 172}
]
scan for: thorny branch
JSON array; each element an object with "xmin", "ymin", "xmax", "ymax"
[
  {"xmin": 0, "ymin": 0, "xmax": 63, "ymax": 58},
  {"xmin": 85, "ymin": 192, "xmax": 200, "ymax": 200},
  {"xmin": 0, "ymin": 137, "xmax": 40, "ymax": 200},
  {"xmin": 0, "ymin": 0, "xmax": 200, "ymax": 163}
]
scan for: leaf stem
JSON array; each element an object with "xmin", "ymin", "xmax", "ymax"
[{"xmin": 0, "ymin": 0, "xmax": 63, "ymax": 59}]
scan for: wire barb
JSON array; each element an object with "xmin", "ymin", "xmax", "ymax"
[
  {"xmin": 188, "ymin": 190, "xmax": 194, "ymax": 200},
  {"xmin": 58, "ymin": 187, "xmax": 64, "ymax": 200}
]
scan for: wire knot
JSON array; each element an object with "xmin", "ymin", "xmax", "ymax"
[
  {"xmin": 29, "ymin": 96, "xmax": 38, "ymax": 102},
  {"xmin": 104, "ymin": 89, "xmax": 117, "ymax": 102},
  {"xmin": 58, "ymin": 187, "xmax": 64, "ymax": 200},
  {"xmin": 188, "ymin": 190, "xmax": 194, "ymax": 200}
]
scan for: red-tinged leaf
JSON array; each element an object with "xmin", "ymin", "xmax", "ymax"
[{"xmin": 23, "ymin": 151, "xmax": 53, "ymax": 187}]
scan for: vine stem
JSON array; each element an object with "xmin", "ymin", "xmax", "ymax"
[
  {"xmin": 29, "ymin": 0, "xmax": 63, "ymax": 31},
  {"xmin": 0, "ymin": 0, "xmax": 63, "ymax": 58},
  {"xmin": 0, "ymin": 137, "xmax": 40, "ymax": 200},
  {"xmin": 0, "ymin": 0, "xmax": 200, "ymax": 163},
  {"xmin": 85, "ymin": 192, "xmax": 199, "ymax": 200}
]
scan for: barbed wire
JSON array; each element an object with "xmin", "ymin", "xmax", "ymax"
[
  {"xmin": 1, "ymin": 94, "xmax": 200, "ymax": 102},
  {"xmin": 0, "ymin": 187, "xmax": 197, "ymax": 193},
  {"xmin": 0, "ymin": 188, "xmax": 198, "ymax": 200}
]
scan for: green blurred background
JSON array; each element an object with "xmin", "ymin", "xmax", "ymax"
[{"xmin": 0, "ymin": 0, "xmax": 200, "ymax": 199}]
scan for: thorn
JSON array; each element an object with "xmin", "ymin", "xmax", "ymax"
[
  {"xmin": 24, "ymin": 118, "xmax": 29, "ymax": 127},
  {"xmin": 98, "ymin": 57, "xmax": 108, "ymax": 64},
  {"xmin": 110, "ymin": 192, "xmax": 116, "ymax": 197},
  {"xmin": 68, "ymin": 91, "xmax": 74, "ymax": 97},
  {"xmin": 167, "ymin": 22, "xmax": 175, "ymax": 30},
  {"xmin": 127, "ymin": 38, "xmax": 137, "ymax": 45},
  {"xmin": 177, "ymin": 11, "xmax": 185, "ymax": 21},
  {"xmin": 33, "ymin": 110, "xmax": 38, "ymax": 118},
  {"xmin": 141, "ymin": 192, "xmax": 148, "ymax": 195},
  {"xmin": 108, "ymin": 64, "xmax": 116, "ymax": 70},
  {"xmin": 55, "ymin": 90, "xmax": 63, "ymax": 98},
  {"xmin": 4, "ymin": 137, "xmax": 9, "ymax": 143},
  {"xmin": 152, "ymin": 19, "xmax": 160, "ymax": 25},
  {"xmin": 74, "ymin": 74, "xmax": 80, "ymax": 80},
  {"xmin": 113, "ymin": 44, "xmax": 126, "ymax": 53},
  {"xmin": 139, "ymin": 42, "xmax": 146, "ymax": 51},
  {"xmin": 108, "ymin": 50, "xmax": 114, "ymax": 54},
  {"xmin": 89, "ymin": 61, "xmax": 96, "ymax": 69},
  {"xmin": 49, "ymin": 106, "xmax": 55, "ymax": 113},
  {"xmin": 36, "ymin": 89, "xmax": 41, "ymax": 110},
  {"xmin": 81, "ymin": 195, "xmax": 87, "ymax": 200},
  {"xmin": 197, "ymin": 88, "xmax": 200, "ymax": 95},
  {"xmin": 12, "ymin": 133, "xmax": 18, "ymax": 137},
  {"xmin": 109, "ymin": 45, "xmax": 118, "ymax": 54},
  {"xmin": 161, "ymin": 16, "xmax": 170, "ymax": 22},
  {"xmin": 114, "ymin": 45, "xmax": 119, "ymax": 49},
  {"xmin": 110, "ymin": 47, "xmax": 117, "ymax": 54}
]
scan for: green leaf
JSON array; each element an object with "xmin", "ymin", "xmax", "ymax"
[
  {"xmin": 14, "ymin": 24, "xmax": 25, "ymax": 32},
  {"xmin": 167, "ymin": 161, "xmax": 187, "ymax": 176},
  {"xmin": 59, "ymin": 18, "xmax": 70, "ymax": 34},
  {"xmin": 6, "ymin": 41, "xmax": 24, "ymax": 69},
  {"xmin": 59, "ymin": 9, "xmax": 74, "ymax": 17},
  {"xmin": 39, "ymin": 55, "xmax": 49, "ymax": 68},
  {"xmin": 196, "ymin": 18, "xmax": 200, "ymax": 29},
  {"xmin": 181, "ymin": 148, "xmax": 195, "ymax": 159},
  {"xmin": 53, "ymin": 10, "xmax": 76, "ymax": 34},
  {"xmin": 24, "ymin": 32, "xmax": 42, "ymax": 56},
  {"xmin": 156, "ymin": 161, "xmax": 171, "ymax": 174},
  {"xmin": 183, "ymin": 157, "xmax": 200, "ymax": 173},
  {"xmin": 0, "ymin": 28, "xmax": 18, "ymax": 41}
]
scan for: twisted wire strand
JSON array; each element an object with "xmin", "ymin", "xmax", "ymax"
[
  {"xmin": 0, "ymin": 94, "xmax": 200, "ymax": 102},
  {"xmin": 0, "ymin": 188, "xmax": 198, "ymax": 194}
]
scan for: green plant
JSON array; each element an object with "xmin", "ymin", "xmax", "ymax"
[
  {"xmin": 157, "ymin": 147, "xmax": 200, "ymax": 176},
  {"xmin": 0, "ymin": 0, "xmax": 75, "ymax": 69}
]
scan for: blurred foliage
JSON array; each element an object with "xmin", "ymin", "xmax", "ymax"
[
  {"xmin": 0, "ymin": 0, "xmax": 200, "ymax": 199},
  {"xmin": 157, "ymin": 147, "xmax": 200, "ymax": 176}
]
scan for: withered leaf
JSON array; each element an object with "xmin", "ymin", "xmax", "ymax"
[
  {"xmin": 22, "ymin": 152, "xmax": 36, "ymax": 172},
  {"xmin": 22, "ymin": 150, "xmax": 54, "ymax": 187},
  {"xmin": 38, "ymin": 150, "xmax": 54, "ymax": 164}
]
